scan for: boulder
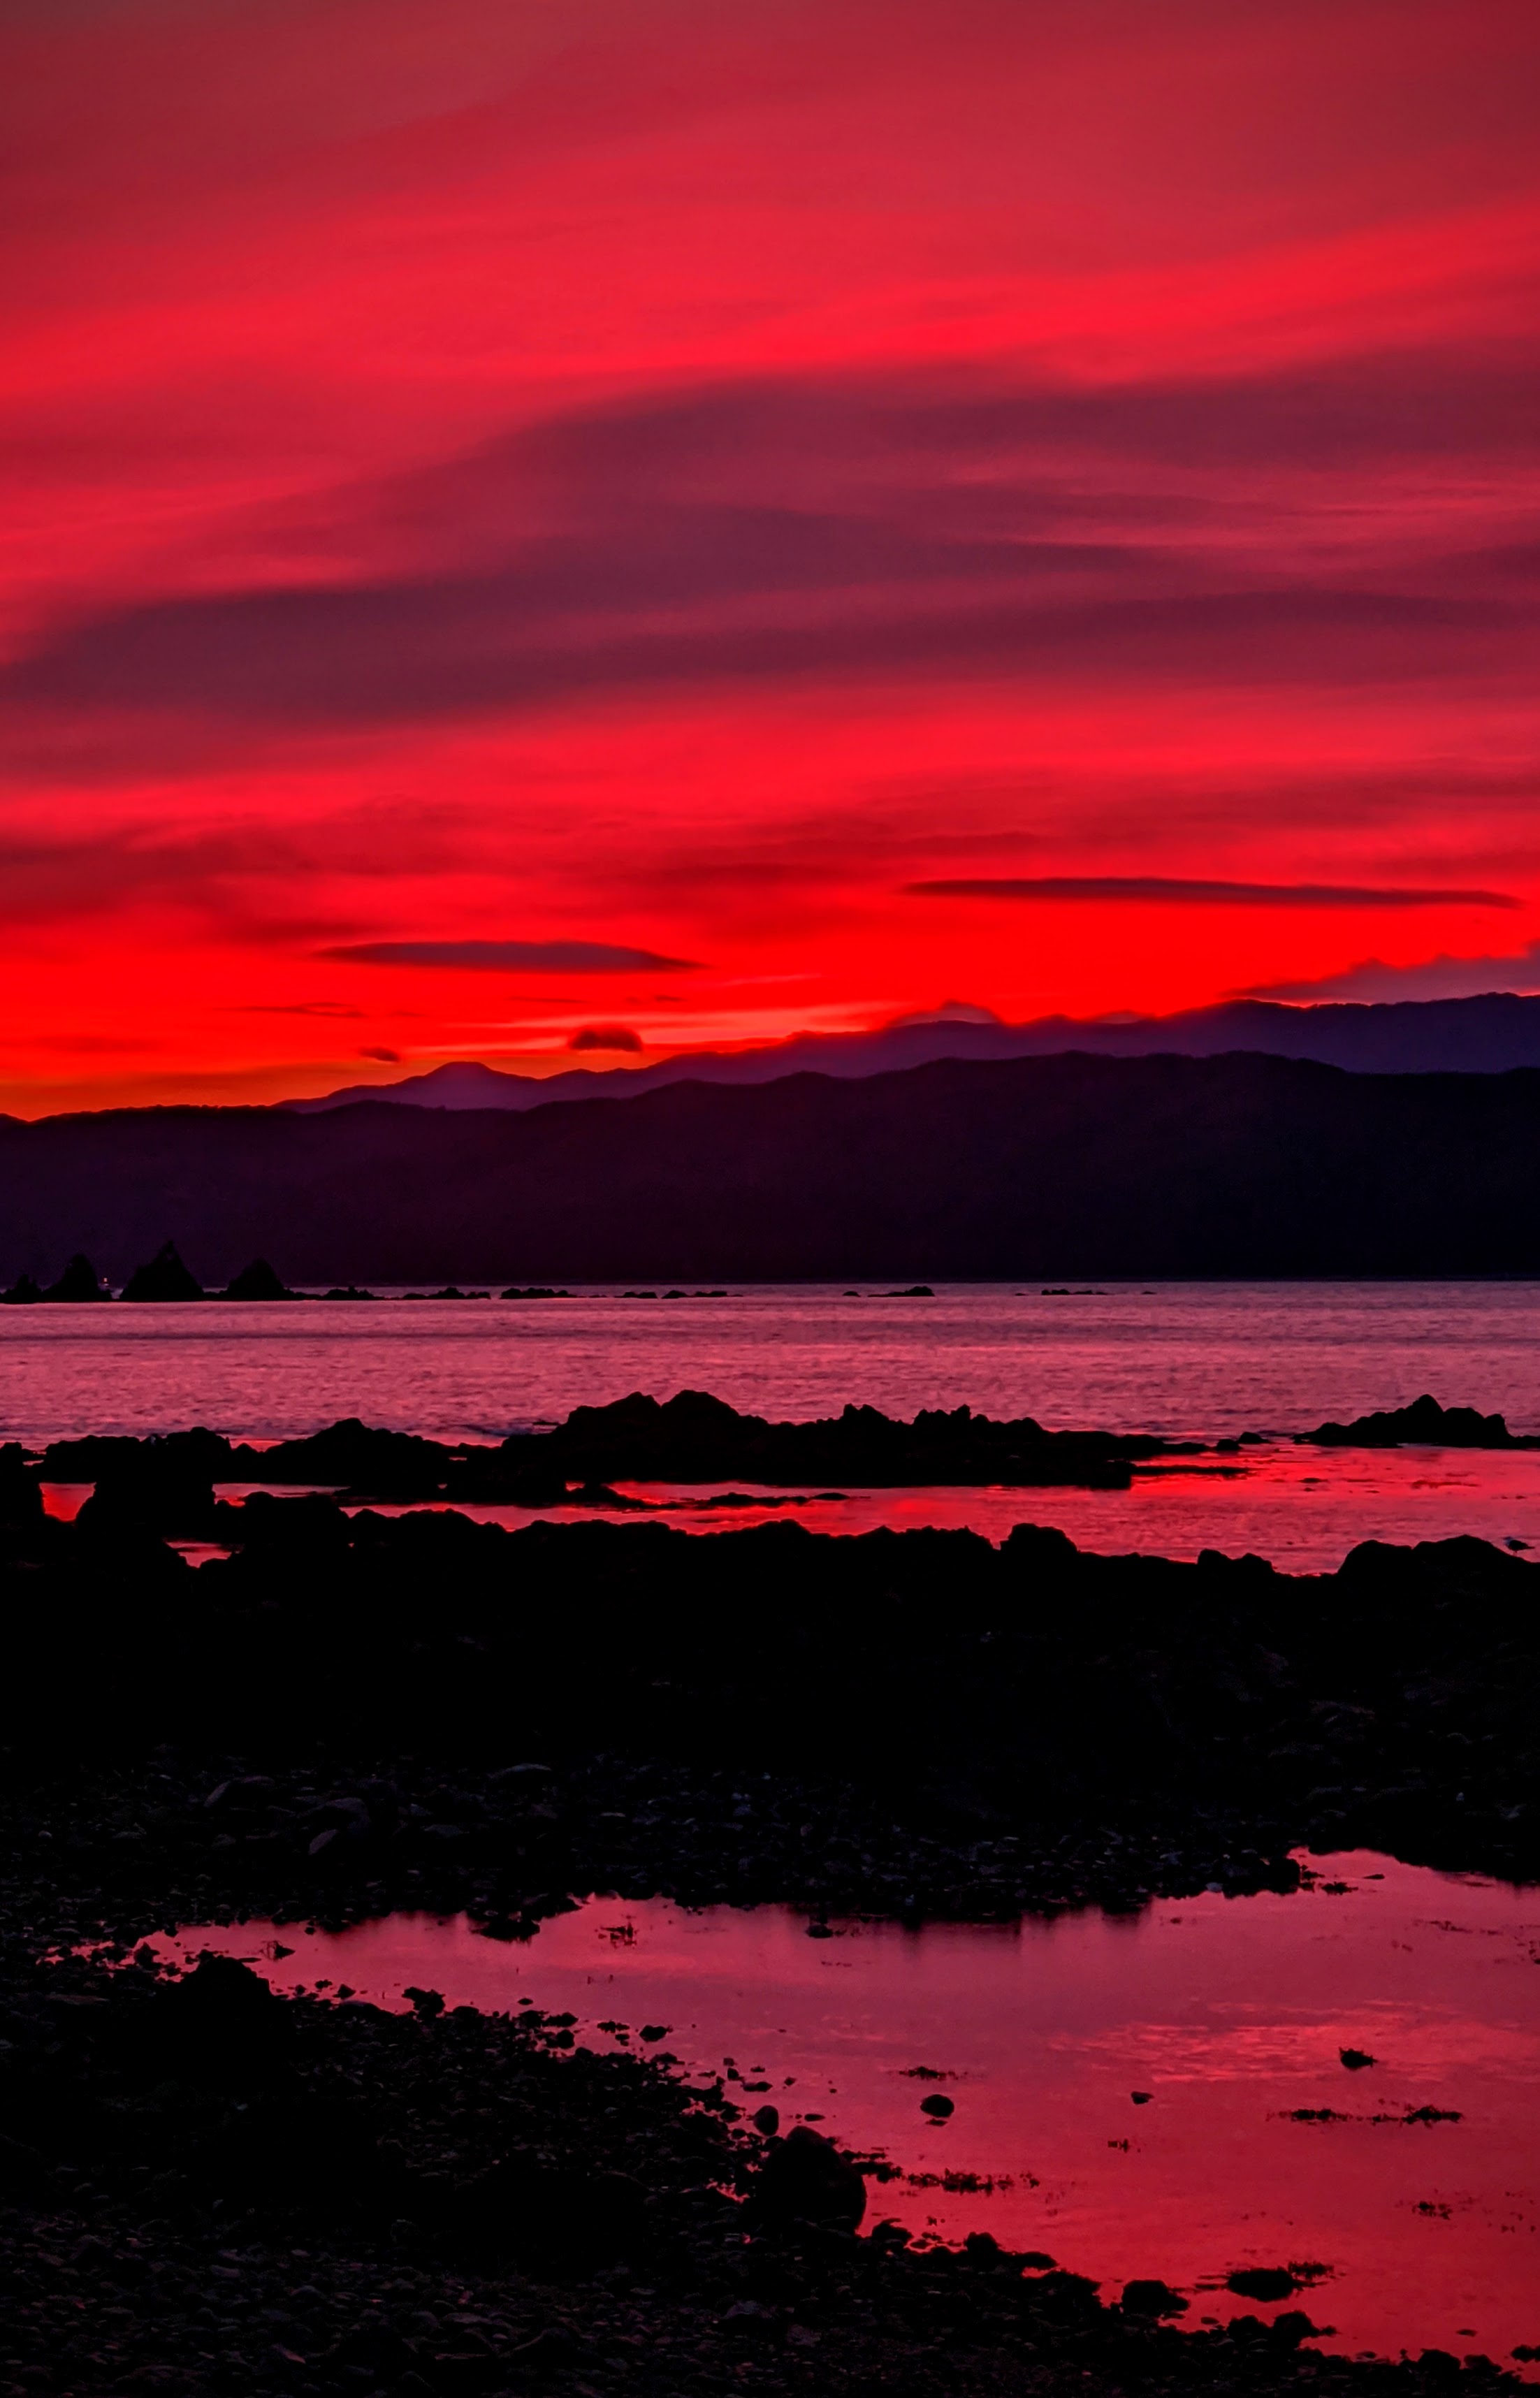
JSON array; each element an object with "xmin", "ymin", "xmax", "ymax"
[
  {"xmin": 1121, "ymin": 2280, "xmax": 1189, "ymax": 2318},
  {"xmin": 751, "ymin": 2125, "xmax": 866, "ymax": 2231},
  {"xmin": 153, "ymin": 1955, "xmax": 291, "ymax": 2080}
]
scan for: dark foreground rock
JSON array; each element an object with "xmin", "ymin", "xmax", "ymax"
[
  {"xmin": 3, "ymin": 1494, "xmax": 1537, "ymax": 2395},
  {"xmin": 1, "ymin": 1502, "xmax": 1537, "ymax": 1943},
  {"xmin": 0, "ymin": 1941, "xmax": 1521, "ymax": 2398}
]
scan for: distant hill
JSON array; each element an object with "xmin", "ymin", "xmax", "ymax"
[
  {"xmin": 10, "ymin": 1051, "xmax": 1540, "ymax": 1284},
  {"xmin": 286, "ymin": 991, "xmax": 1540, "ymax": 1112}
]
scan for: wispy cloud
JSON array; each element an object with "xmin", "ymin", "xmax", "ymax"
[
  {"xmin": 229, "ymin": 1000, "xmax": 366, "ymax": 1019},
  {"xmin": 906, "ymin": 876, "xmax": 1520, "ymax": 909}
]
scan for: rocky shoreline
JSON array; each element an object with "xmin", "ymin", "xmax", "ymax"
[
  {"xmin": 3, "ymin": 1935, "xmax": 1526, "ymax": 2398},
  {"xmin": 3, "ymin": 1441, "xmax": 1537, "ymax": 2395}
]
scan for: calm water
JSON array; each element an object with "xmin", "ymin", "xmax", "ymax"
[
  {"xmin": 152, "ymin": 1854, "xmax": 1540, "ymax": 2371},
  {"xmin": 11, "ymin": 1284, "xmax": 1540, "ymax": 1566},
  {"xmin": 4, "ymin": 1283, "xmax": 1540, "ymax": 1444}
]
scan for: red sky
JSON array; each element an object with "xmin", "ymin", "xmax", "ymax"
[{"xmin": 3, "ymin": 0, "xmax": 1539, "ymax": 1113}]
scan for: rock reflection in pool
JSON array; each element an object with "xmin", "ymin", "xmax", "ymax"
[{"xmin": 159, "ymin": 1852, "xmax": 1540, "ymax": 2371}]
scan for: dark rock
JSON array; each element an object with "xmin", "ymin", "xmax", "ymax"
[
  {"xmin": 1121, "ymin": 2280, "xmax": 1190, "ymax": 2317},
  {"xmin": 1302, "ymin": 1395, "xmax": 1528, "ymax": 1450},
  {"xmin": 1269, "ymin": 2312, "xmax": 1325, "ymax": 2348},
  {"xmin": 153, "ymin": 1954, "xmax": 291, "ymax": 2078},
  {"xmin": 751, "ymin": 2126, "xmax": 867, "ymax": 2231},
  {"xmin": 43, "ymin": 1425, "xmax": 233, "ymax": 1483},
  {"xmin": 122, "ymin": 1242, "xmax": 205, "ymax": 1302},
  {"xmin": 1339, "ymin": 2047, "xmax": 1376, "ymax": 2070},
  {"xmin": 0, "ymin": 1444, "xmax": 43, "ymax": 1535},
  {"xmin": 920, "ymin": 2093, "xmax": 954, "ymax": 2118},
  {"xmin": 78, "ymin": 1460, "xmax": 220, "ymax": 1541},
  {"xmin": 42, "ymin": 1253, "xmax": 112, "ymax": 1302},
  {"xmin": 234, "ymin": 1416, "xmax": 450, "ymax": 1498},
  {"xmin": 1228, "ymin": 2268, "xmax": 1301, "ymax": 2302},
  {"xmin": 752, "ymin": 2105, "xmax": 780, "ymax": 2134},
  {"xmin": 224, "ymin": 1257, "xmax": 297, "ymax": 1300},
  {"xmin": 495, "ymin": 1385, "xmax": 1175, "ymax": 1492}
]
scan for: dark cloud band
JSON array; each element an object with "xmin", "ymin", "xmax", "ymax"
[
  {"xmin": 906, "ymin": 877, "xmax": 1520, "ymax": 909},
  {"xmin": 6, "ymin": 347, "xmax": 1539, "ymax": 742},
  {"xmin": 320, "ymin": 939, "xmax": 699, "ymax": 971}
]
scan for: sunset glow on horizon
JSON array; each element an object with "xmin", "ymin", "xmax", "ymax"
[{"xmin": 3, "ymin": 0, "xmax": 1539, "ymax": 1114}]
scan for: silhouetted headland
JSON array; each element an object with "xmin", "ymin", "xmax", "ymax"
[
  {"xmin": 12, "ymin": 1052, "xmax": 1540, "ymax": 1279},
  {"xmin": 286, "ymin": 989, "xmax": 1540, "ymax": 1115}
]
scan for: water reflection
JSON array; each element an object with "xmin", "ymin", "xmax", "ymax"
[
  {"xmin": 156, "ymin": 1852, "xmax": 1540, "ymax": 2370},
  {"xmin": 340, "ymin": 1441, "xmax": 1540, "ymax": 1572}
]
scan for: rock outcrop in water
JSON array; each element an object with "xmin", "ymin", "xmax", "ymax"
[
  {"xmin": 1301, "ymin": 1394, "xmax": 1537, "ymax": 1448},
  {"xmin": 3, "ymin": 1252, "xmax": 112, "ymax": 1302},
  {"xmin": 32, "ymin": 1393, "xmax": 1189, "ymax": 1509},
  {"xmin": 221, "ymin": 1255, "xmax": 298, "ymax": 1300},
  {"xmin": 122, "ymin": 1240, "xmax": 205, "ymax": 1301},
  {"xmin": 44, "ymin": 1251, "xmax": 112, "ymax": 1302}
]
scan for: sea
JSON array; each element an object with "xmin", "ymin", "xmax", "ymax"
[{"xmin": 8, "ymin": 1280, "xmax": 1540, "ymax": 1570}]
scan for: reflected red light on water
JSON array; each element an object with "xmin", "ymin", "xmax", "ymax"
[
  {"xmin": 349, "ymin": 1441, "xmax": 1540, "ymax": 1572},
  {"xmin": 157, "ymin": 1852, "xmax": 1540, "ymax": 2370}
]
